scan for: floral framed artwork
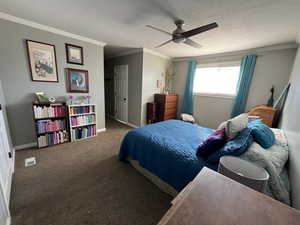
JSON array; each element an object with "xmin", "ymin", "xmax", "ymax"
[
  {"xmin": 66, "ymin": 68, "xmax": 89, "ymax": 93},
  {"xmin": 65, "ymin": 43, "xmax": 84, "ymax": 65},
  {"xmin": 26, "ymin": 40, "xmax": 59, "ymax": 82}
]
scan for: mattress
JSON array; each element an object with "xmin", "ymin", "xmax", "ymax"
[{"xmin": 128, "ymin": 157, "xmax": 178, "ymax": 197}]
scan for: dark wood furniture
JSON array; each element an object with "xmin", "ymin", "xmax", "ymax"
[
  {"xmin": 146, "ymin": 102, "xmax": 157, "ymax": 124},
  {"xmin": 158, "ymin": 167, "xmax": 300, "ymax": 225},
  {"xmin": 249, "ymin": 105, "xmax": 277, "ymax": 127},
  {"xmin": 154, "ymin": 94, "xmax": 178, "ymax": 122},
  {"xmin": 32, "ymin": 102, "xmax": 70, "ymax": 148}
]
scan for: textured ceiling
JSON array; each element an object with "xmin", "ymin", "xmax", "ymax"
[{"xmin": 0, "ymin": 0, "xmax": 300, "ymax": 58}]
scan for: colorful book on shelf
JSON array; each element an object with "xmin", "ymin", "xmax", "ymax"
[
  {"xmin": 71, "ymin": 115, "xmax": 96, "ymax": 126},
  {"xmin": 70, "ymin": 105, "xmax": 95, "ymax": 115},
  {"xmin": 37, "ymin": 130, "xmax": 68, "ymax": 147},
  {"xmin": 33, "ymin": 105, "xmax": 66, "ymax": 118},
  {"xmin": 36, "ymin": 119, "xmax": 66, "ymax": 134},
  {"xmin": 72, "ymin": 125, "xmax": 96, "ymax": 140}
]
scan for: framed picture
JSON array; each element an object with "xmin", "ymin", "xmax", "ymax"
[
  {"xmin": 65, "ymin": 43, "xmax": 84, "ymax": 65},
  {"xmin": 66, "ymin": 68, "xmax": 89, "ymax": 93},
  {"xmin": 26, "ymin": 40, "xmax": 59, "ymax": 82}
]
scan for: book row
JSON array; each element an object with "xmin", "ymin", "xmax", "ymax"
[
  {"xmin": 71, "ymin": 115, "xmax": 96, "ymax": 127},
  {"xmin": 38, "ymin": 130, "xmax": 69, "ymax": 147},
  {"xmin": 72, "ymin": 125, "xmax": 96, "ymax": 140},
  {"xmin": 69, "ymin": 105, "xmax": 95, "ymax": 115},
  {"xmin": 36, "ymin": 119, "xmax": 66, "ymax": 134},
  {"xmin": 33, "ymin": 105, "xmax": 66, "ymax": 119}
]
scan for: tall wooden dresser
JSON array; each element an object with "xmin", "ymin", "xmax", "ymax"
[{"xmin": 154, "ymin": 94, "xmax": 178, "ymax": 122}]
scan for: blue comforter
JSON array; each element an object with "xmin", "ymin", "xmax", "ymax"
[{"xmin": 118, "ymin": 120, "xmax": 217, "ymax": 192}]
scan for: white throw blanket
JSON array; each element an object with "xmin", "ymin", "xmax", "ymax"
[{"xmin": 239, "ymin": 129, "xmax": 290, "ymax": 205}]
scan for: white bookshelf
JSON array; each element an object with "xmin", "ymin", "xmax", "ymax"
[{"xmin": 68, "ymin": 104, "xmax": 97, "ymax": 142}]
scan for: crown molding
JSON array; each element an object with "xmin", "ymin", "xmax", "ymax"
[
  {"xmin": 0, "ymin": 12, "xmax": 106, "ymax": 46},
  {"xmin": 105, "ymin": 48, "xmax": 172, "ymax": 60},
  {"xmin": 105, "ymin": 48, "xmax": 142, "ymax": 60},
  {"xmin": 173, "ymin": 42, "xmax": 298, "ymax": 62},
  {"xmin": 143, "ymin": 48, "xmax": 171, "ymax": 60}
]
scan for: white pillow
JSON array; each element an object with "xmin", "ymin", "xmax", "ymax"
[
  {"xmin": 271, "ymin": 128, "xmax": 288, "ymax": 148},
  {"xmin": 181, "ymin": 113, "xmax": 195, "ymax": 123},
  {"xmin": 218, "ymin": 113, "xmax": 249, "ymax": 140},
  {"xmin": 248, "ymin": 115, "xmax": 260, "ymax": 123}
]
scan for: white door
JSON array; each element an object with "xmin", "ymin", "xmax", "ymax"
[
  {"xmin": 0, "ymin": 109, "xmax": 12, "ymax": 202},
  {"xmin": 114, "ymin": 65, "xmax": 128, "ymax": 123},
  {"xmin": 0, "ymin": 108, "xmax": 12, "ymax": 224}
]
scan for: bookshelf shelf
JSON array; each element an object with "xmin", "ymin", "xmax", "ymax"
[
  {"xmin": 70, "ymin": 112, "xmax": 96, "ymax": 117},
  {"xmin": 71, "ymin": 123, "xmax": 96, "ymax": 128},
  {"xmin": 33, "ymin": 102, "xmax": 70, "ymax": 148},
  {"xmin": 35, "ymin": 116, "xmax": 66, "ymax": 120},
  {"xmin": 37, "ymin": 129, "xmax": 67, "ymax": 135},
  {"xmin": 68, "ymin": 104, "xmax": 97, "ymax": 142}
]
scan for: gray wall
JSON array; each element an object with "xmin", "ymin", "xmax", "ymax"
[
  {"xmin": 141, "ymin": 52, "xmax": 171, "ymax": 125},
  {"xmin": 0, "ymin": 19, "xmax": 105, "ymax": 147},
  {"xmin": 104, "ymin": 51, "xmax": 143, "ymax": 126},
  {"xmin": 281, "ymin": 46, "xmax": 300, "ymax": 209},
  {"xmin": 173, "ymin": 48, "xmax": 296, "ymax": 129}
]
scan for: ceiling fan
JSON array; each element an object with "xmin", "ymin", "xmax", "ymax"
[{"xmin": 146, "ymin": 20, "xmax": 218, "ymax": 49}]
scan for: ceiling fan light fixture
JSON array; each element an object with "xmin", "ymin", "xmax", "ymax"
[{"xmin": 146, "ymin": 20, "xmax": 218, "ymax": 49}]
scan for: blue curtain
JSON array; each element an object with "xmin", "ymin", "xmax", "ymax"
[
  {"xmin": 231, "ymin": 54, "xmax": 257, "ymax": 118},
  {"xmin": 181, "ymin": 61, "xmax": 197, "ymax": 114}
]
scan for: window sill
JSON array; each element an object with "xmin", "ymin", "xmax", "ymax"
[{"xmin": 193, "ymin": 93, "xmax": 236, "ymax": 99}]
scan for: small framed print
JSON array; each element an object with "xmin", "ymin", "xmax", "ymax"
[
  {"xmin": 66, "ymin": 68, "xmax": 89, "ymax": 93},
  {"xmin": 65, "ymin": 43, "xmax": 84, "ymax": 65},
  {"xmin": 26, "ymin": 40, "xmax": 59, "ymax": 82}
]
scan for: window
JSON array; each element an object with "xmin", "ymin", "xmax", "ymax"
[{"xmin": 193, "ymin": 63, "xmax": 240, "ymax": 97}]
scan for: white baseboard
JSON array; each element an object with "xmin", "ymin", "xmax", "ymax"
[
  {"xmin": 97, "ymin": 128, "xmax": 106, "ymax": 133},
  {"xmin": 115, "ymin": 119, "xmax": 127, "ymax": 125},
  {"xmin": 6, "ymin": 217, "xmax": 11, "ymax": 225},
  {"xmin": 14, "ymin": 130, "xmax": 106, "ymax": 150},
  {"xmin": 106, "ymin": 115, "xmax": 138, "ymax": 128},
  {"xmin": 14, "ymin": 142, "xmax": 37, "ymax": 151},
  {"xmin": 114, "ymin": 118, "xmax": 138, "ymax": 129},
  {"xmin": 127, "ymin": 123, "xmax": 138, "ymax": 128}
]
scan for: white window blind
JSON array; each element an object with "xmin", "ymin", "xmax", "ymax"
[{"xmin": 193, "ymin": 64, "xmax": 240, "ymax": 96}]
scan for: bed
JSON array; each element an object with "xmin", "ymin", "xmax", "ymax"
[
  {"xmin": 119, "ymin": 119, "xmax": 290, "ymax": 204},
  {"xmin": 118, "ymin": 120, "xmax": 217, "ymax": 192}
]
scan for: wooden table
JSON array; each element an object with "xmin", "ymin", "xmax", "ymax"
[{"xmin": 158, "ymin": 167, "xmax": 300, "ymax": 225}]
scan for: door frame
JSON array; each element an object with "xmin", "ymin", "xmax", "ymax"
[{"xmin": 114, "ymin": 64, "xmax": 128, "ymax": 123}]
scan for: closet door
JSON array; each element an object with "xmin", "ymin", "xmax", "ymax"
[
  {"xmin": 0, "ymin": 107, "xmax": 12, "ymax": 203},
  {"xmin": 0, "ymin": 106, "xmax": 11, "ymax": 224}
]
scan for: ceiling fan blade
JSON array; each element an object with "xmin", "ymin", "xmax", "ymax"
[
  {"xmin": 155, "ymin": 39, "xmax": 173, "ymax": 48},
  {"xmin": 146, "ymin": 25, "xmax": 172, "ymax": 36},
  {"xmin": 182, "ymin": 22, "xmax": 218, "ymax": 38},
  {"xmin": 183, "ymin": 39, "xmax": 202, "ymax": 49}
]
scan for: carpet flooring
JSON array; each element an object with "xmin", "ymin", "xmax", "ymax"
[{"xmin": 11, "ymin": 119, "xmax": 172, "ymax": 225}]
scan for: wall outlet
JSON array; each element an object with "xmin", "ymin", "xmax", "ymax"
[{"xmin": 25, "ymin": 157, "xmax": 36, "ymax": 167}]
